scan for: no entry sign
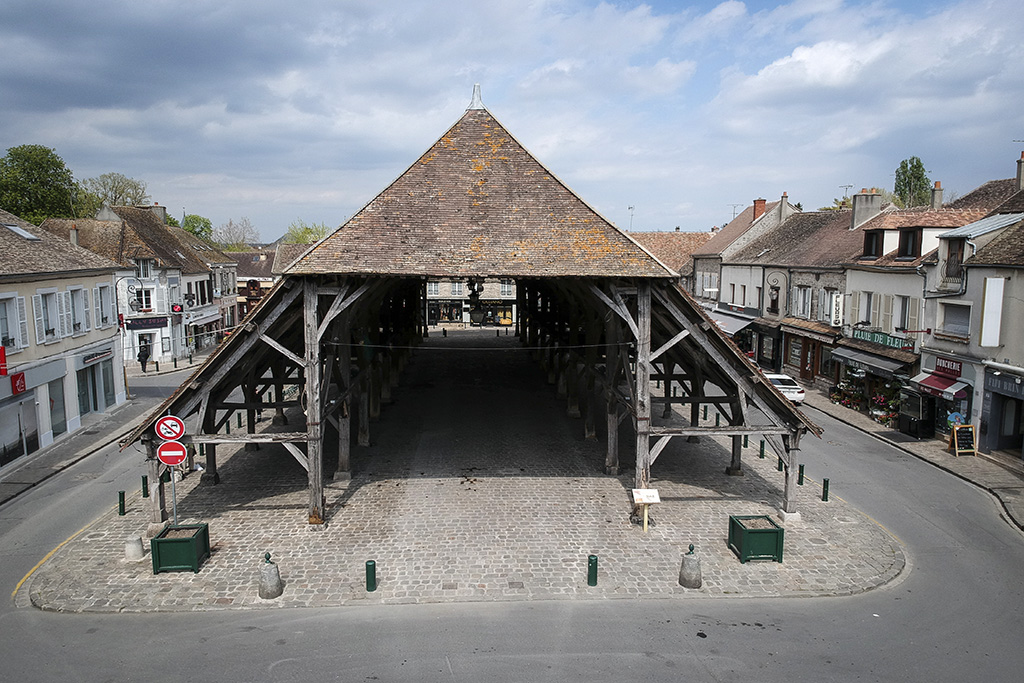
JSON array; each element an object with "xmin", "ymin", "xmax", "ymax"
[
  {"xmin": 157, "ymin": 440, "xmax": 188, "ymax": 466},
  {"xmin": 155, "ymin": 415, "xmax": 186, "ymax": 441}
]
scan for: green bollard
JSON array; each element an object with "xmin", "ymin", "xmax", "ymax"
[
  {"xmin": 141, "ymin": 475, "xmax": 149, "ymax": 498},
  {"xmin": 366, "ymin": 560, "xmax": 377, "ymax": 592},
  {"xmin": 237, "ymin": 412, "xmax": 242, "ymax": 428},
  {"xmin": 587, "ymin": 555, "xmax": 598, "ymax": 586},
  {"xmin": 226, "ymin": 421, "xmax": 230, "ymax": 434},
  {"xmin": 798, "ymin": 464, "xmax": 805, "ymax": 485},
  {"xmin": 822, "ymin": 478, "xmax": 830, "ymax": 502},
  {"xmin": 154, "ymin": 360, "xmax": 159, "ymax": 372},
  {"xmin": 702, "ymin": 405, "xmax": 707, "ymax": 421},
  {"xmin": 118, "ymin": 490, "xmax": 126, "ymax": 515},
  {"xmin": 199, "ymin": 443, "xmax": 205, "ymax": 458},
  {"xmin": 161, "ymin": 469, "xmax": 171, "ymax": 483},
  {"xmin": 173, "ymin": 357, "xmax": 178, "ymax": 369},
  {"xmin": 715, "ymin": 412, "xmax": 721, "ymax": 426},
  {"xmin": 777, "ymin": 457, "xmax": 784, "ymax": 472},
  {"xmin": 759, "ymin": 440, "xmax": 765, "ymax": 459},
  {"xmin": 743, "ymin": 434, "xmax": 749, "ymax": 448}
]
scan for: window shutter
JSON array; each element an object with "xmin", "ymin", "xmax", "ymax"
[
  {"xmin": 849, "ymin": 292, "xmax": 860, "ymax": 326},
  {"xmin": 33, "ymin": 294, "xmax": 45, "ymax": 344},
  {"xmin": 93, "ymin": 287, "xmax": 101, "ymax": 327},
  {"xmin": 82, "ymin": 289, "xmax": 91, "ymax": 331},
  {"xmin": 156, "ymin": 285, "xmax": 167, "ymax": 314},
  {"xmin": 59, "ymin": 291, "xmax": 71, "ymax": 337},
  {"xmin": 908, "ymin": 297, "xmax": 920, "ymax": 332},
  {"xmin": 17, "ymin": 297, "xmax": 30, "ymax": 348},
  {"xmin": 882, "ymin": 294, "xmax": 894, "ymax": 332},
  {"xmin": 869, "ymin": 293, "xmax": 880, "ymax": 328}
]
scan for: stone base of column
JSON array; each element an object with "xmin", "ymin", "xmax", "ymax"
[{"xmin": 725, "ymin": 466, "xmax": 744, "ymax": 476}]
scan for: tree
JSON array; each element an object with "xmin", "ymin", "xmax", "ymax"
[
  {"xmin": 894, "ymin": 156, "xmax": 931, "ymax": 208},
  {"xmin": 81, "ymin": 172, "xmax": 150, "ymax": 208},
  {"xmin": 212, "ymin": 217, "xmax": 260, "ymax": 249},
  {"xmin": 182, "ymin": 214, "xmax": 213, "ymax": 240},
  {"xmin": 819, "ymin": 197, "xmax": 852, "ymax": 211},
  {"xmin": 283, "ymin": 218, "xmax": 332, "ymax": 244},
  {"xmin": 0, "ymin": 144, "xmax": 77, "ymax": 224}
]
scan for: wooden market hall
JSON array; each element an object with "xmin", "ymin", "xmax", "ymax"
[{"xmin": 124, "ymin": 87, "xmax": 819, "ymax": 528}]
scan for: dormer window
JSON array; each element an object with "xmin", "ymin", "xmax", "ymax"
[
  {"xmin": 897, "ymin": 229, "xmax": 921, "ymax": 259},
  {"xmin": 136, "ymin": 258, "xmax": 153, "ymax": 279},
  {"xmin": 862, "ymin": 231, "xmax": 882, "ymax": 259}
]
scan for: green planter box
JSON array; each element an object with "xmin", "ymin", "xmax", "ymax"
[
  {"xmin": 728, "ymin": 515, "xmax": 784, "ymax": 563},
  {"xmin": 151, "ymin": 523, "xmax": 211, "ymax": 574}
]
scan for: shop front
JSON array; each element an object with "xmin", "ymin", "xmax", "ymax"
[
  {"xmin": 427, "ymin": 299, "xmax": 464, "ymax": 325},
  {"xmin": 706, "ymin": 305, "xmax": 756, "ymax": 356},
  {"xmin": 749, "ymin": 318, "xmax": 782, "ymax": 371},
  {"xmin": 909, "ymin": 355, "xmax": 972, "ymax": 437},
  {"xmin": 831, "ymin": 339, "xmax": 915, "ymax": 426},
  {"xmin": 981, "ymin": 364, "xmax": 1024, "ymax": 458},
  {"xmin": 780, "ymin": 318, "xmax": 841, "ymax": 388}
]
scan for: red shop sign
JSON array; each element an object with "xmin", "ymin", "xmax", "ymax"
[
  {"xmin": 934, "ymin": 356, "xmax": 963, "ymax": 378},
  {"xmin": 11, "ymin": 372, "xmax": 27, "ymax": 395}
]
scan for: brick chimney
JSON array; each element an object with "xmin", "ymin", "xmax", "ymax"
[
  {"xmin": 851, "ymin": 188, "xmax": 883, "ymax": 229},
  {"xmin": 931, "ymin": 181, "xmax": 943, "ymax": 209},
  {"xmin": 1017, "ymin": 151, "xmax": 1024, "ymax": 192},
  {"xmin": 753, "ymin": 198, "xmax": 767, "ymax": 221}
]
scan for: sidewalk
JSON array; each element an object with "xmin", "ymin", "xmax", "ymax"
[
  {"xmin": 0, "ymin": 351, "xmax": 211, "ymax": 507},
  {"xmin": 801, "ymin": 390, "xmax": 1024, "ymax": 532}
]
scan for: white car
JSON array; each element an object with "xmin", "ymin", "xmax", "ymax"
[{"xmin": 765, "ymin": 373, "xmax": 806, "ymax": 404}]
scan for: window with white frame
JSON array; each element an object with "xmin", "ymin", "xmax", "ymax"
[
  {"xmin": 1, "ymin": 294, "xmax": 29, "ymax": 349},
  {"xmin": 940, "ymin": 302, "xmax": 971, "ymax": 337},
  {"xmin": 136, "ymin": 259, "xmax": 153, "ymax": 279},
  {"xmin": 451, "ymin": 282, "xmax": 463, "ymax": 296},
  {"xmin": 500, "ymin": 279, "xmax": 513, "ymax": 297},
  {"xmin": 33, "ymin": 290, "xmax": 61, "ymax": 342},
  {"xmin": 135, "ymin": 288, "xmax": 154, "ymax": 312},
  {"xmin": 819, "ymin": 289, "xmax": 839, "ymax": 324},
  {"xmin": 95, "ymin": 285, "xmax": 113, "ymax": 327},
  {"xmin": 426, "ymin": 282, "xmax": 439, "ymax": 296},
  {"xmin": 793, "ymin": 286, "xmax": 812, "ymax": 318},
  {"xmin": 69, "ymin": 287, "xmax": 90, "ymax": 334}
]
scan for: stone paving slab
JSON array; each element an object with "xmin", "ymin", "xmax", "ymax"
[{"xmin": 25, "ymin": 331, "xmax": 905, "ymax": 612}]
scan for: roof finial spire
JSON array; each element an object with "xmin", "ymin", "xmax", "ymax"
[{"xmin": 468, "ymin": 83, "xmax": 484, "ymax": 110}]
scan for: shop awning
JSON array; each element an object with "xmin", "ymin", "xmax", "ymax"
[
  {"xmin": 831, "ymin": 346, "xmax": 907, "ymax": 379},
  {"xmin": 707, "ymin": 310, "xmax": 752, "ymax": 337},
  {"xmin": 187, "ymin": 312, "xmax": 221, "ymax": 326},
  {"xmin": 911, "ymin": 371, "xmax": 969, "ymax": 400}
]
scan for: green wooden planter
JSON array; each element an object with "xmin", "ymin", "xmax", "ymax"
[
  {"xmin": 728, "ymin": 515, "xmax": 784, "ymax": 563},
  {"xmin": 151, "ymin": 523, "xmax": 211, "ymax": 574}
]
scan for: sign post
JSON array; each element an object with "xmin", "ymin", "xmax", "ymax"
[
  {"xmin": 632, "ymin": 488, "xmax": 661, "ymax": 533},
  {"xmin": 156, "ymin": 416, "xmax": 187, "ymax": 525}
]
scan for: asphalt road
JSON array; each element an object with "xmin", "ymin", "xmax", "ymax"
[{"xmin": 1, "ymin": 377, "xmax": 1023, "ymax": 682}]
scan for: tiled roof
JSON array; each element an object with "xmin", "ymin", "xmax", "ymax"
[
  {"xmin": 691, "ymin": 201, "xmax": 779, "ymax": 257},
  {"xmin": 966, "ymin": 217, "xmax": 1024, "ymax": 266},
  {"xmin": 946, "ymin": 178, "xmax": 1017, "ymax": 211},
  {"xmin": 728, "ymin": 210, "xmax": 857, "ymax": 268},
  {"xmin": 626, "ymin": 230, "xmax": 714, "ymax": 277},
  {"xmin": 226, "ymin": 251, "xmax": 277, "ymax": 279},
  {"xmin": 990, "ymin": 189, "xmax": 1024, "ymax": 215},
  {"xmin": 287, "ymin": 107, "xmax": 674, "ymax": 279},
  {"xmin": 859, "ymin": 207, "xmax": 989, "ymax": 230},
  {"xmin": 100, "ymin": 206, "xmax": 210, "ymax": 274},
  {"xmin": 1, "ymin": 209, "xmax": 120, "ymax": 277},
  {"xmin": 169, "ymin": 227, "xmax": 235, "ymax": 266},
  {"xmin": 38, "ymin": 217, "xmax": 140, "ymax": 267},
  {"xmin": 272, "ymin": 244, "xmax": 309, "ymax": 275}
]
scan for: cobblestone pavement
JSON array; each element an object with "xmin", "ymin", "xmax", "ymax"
[{"xmin": 25, "ymin": 330, "xmax": 907, "ymax": 612}]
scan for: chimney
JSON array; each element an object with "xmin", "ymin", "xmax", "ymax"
[
  {"xmin": 753, "ymin": 198, "xmax": 767, "ymax": 221},
  {"xmin": 851, "ymin": 188, "xmax": 883, "ymax": 229},
  {"xmin": 144, "ymin": 203, "xmax": 168, "ymax": 224},
  {"xmin": 711, "ymin": 225, "xmax": 720, "ymax": 233},
  {"xmin": 931, "ymin": 181, "xmax": 943, "ymax": 209},
  {"xmin": 675, "ymin": 226, "xmax": 680, "ymax": 232},
  {"xmin": 779, "ymin": 191, "xmax": 795, "ymax": 220},
  {"xmin": 1017, "ymin": 151, "xmax": 1024, "ymax": 192},
  {"xmin": 70, "ymin": 223, "xmax": 79, "ymax": 247}
]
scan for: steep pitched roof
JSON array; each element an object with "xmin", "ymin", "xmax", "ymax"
[
  {"xmin": 946, "ymin": 178, "xmax": 1017, "ymax": 211},
  {"xmin": 626, "ymin": 230, "xmax": 714, "ymax": 277},
  {"xmin": 273, "ymin": 243, "xmax": 309, "ymax": 275},
  {"xmin": 169, "ymin": 227, "xmax": 235, "ymax": 267},
  {"xmin": 1, "ymin": 209, "xmax": 120, "ymax": 278},
  {"xmin": 287, "ymin": 106, "xmax": 673, "ymax": 279},
  {"xmin": 966, "ymin": 217, "xmax": 1024, "ymax": 266},
  {"xmin": 38, "ymin": 217, "xmax": 137, "ymax": 267},
  {"xmin": 691, "ymin": 201, "xmax": 779, "ymax": 258},
  {"xmin": 104, "ymin": 206, "xmax": 209, "ymax": 275},
  {"xmin": 226, "ymin": 251, "xmax": 276, "ymax": 280},
  {"xmin": 728, "ymin": 210, "xmax": 856, "ymax": 267},
  {"xmin": 859, "ymin": 207, "xmax": 989, "ymax": 230}
]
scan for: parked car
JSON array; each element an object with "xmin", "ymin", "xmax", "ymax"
[{"xmin": 765, "ymin": 373, "xmax": 805, "ymax": 404}]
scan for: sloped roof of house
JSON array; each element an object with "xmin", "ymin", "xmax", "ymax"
[
  {"xmin": 728, "ymin": 210, "xmax": 856, "ymax": 267},
  {"xmin": 286, "ymin": 103, "xmax": 673, "ymax": 279},
  {"xmin": 38, "ymin": 217, "xmax": 140, "ymax": 268},
  {"xmin": 860, "ymin": 207, "xmax": 989, "ymax": 230},
  {"xmin": 272, "ymin": 243, "xmax": 309, "ymax": 275},
  {"xmin": 946, "ymin": 178, "xmax": 1017, "ymax": 211},
  {"xmin": 626, "ymin": 229, "xmax": 715, "ymax": 277},
  {"xmin": 170, "ymin": 227, "xmax": 235, "ymax": 267},
  {"xmin": 1, "ymin": 209, "xmax": 120, "ymax": 277},
  {"xmin": 966, "ymin": 217, "xmax": 1024, "ymax": 266},
  {"xmin": 691, "ymin": 201, "xmax": 780, "ymax": 258},
  {"xmin": 227, "ymin": 251, "xmax": 277, "ymax": 280}
]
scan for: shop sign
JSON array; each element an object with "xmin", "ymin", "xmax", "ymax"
[
  {"xmin": 126, "ymin": 316, "xmax": 168, "ymax": 330},
  {"xmin": 985, "ymin": 372, "xmax": 1024, "ymax": 400},
  {"xmin": 831, "ymin": 295, "xmax": 844, "ymax": 327},
  {"xmin": 11, "ymin": 371, "xmax": 26, "ymax": 395},
  {"xmin": 934, "ymin": 356, "xmax": 962, "ymax": 378},
  {"xmin": 852, "ymin": 328, "xmax": 914, "ymax": 351},
  {"xmin": 0, "ymin": 345, "xmax": 6, "ymax": 376},
  {"xmin": 84, "ymin": 349, "xmax": 112, "ymax": 365}
]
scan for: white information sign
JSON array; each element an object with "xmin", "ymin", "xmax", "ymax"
[{"xmin": 632, "ymin": 489, "xmax": 661, "ymax": 505}]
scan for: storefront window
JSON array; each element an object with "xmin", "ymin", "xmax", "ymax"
[
  {"xmin": 102, "ymin": 360, "xmax": 116, "ymax": 409},
  {"xmin": 761, "ymin": 336, "xmax": 774, "ymax": 362},
  {"xmin": 787, "ymin": 337, "xmax": 802, "ymax": 367},
  {"xmin": 48, "ymin": 378, "xmax": 67, "ymax": 437},
  {"xmin": 819, "ymin": 347, "xmax": 836, "ymax": 377}
]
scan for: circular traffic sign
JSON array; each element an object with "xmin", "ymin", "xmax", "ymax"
[
  {"xmin": 155, "ymin": 415, "xmax": 186, "ymax": 441},
  {"xmin": 157, "ymin": 441, "xmax": 188, "ymax": 466}
]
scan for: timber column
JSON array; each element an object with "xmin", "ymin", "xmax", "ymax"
[
  {"xmin": 304, "ymin": 278, "xmax": 325, "ymax": 525},
  {"xmin": 634, "ymin": 281, "xmax": 652, "ymax": 491}
]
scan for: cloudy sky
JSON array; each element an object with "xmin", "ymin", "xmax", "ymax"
[{"xmin": 3, "ymin": 0, "xmax": 1023, "ymax": 242}]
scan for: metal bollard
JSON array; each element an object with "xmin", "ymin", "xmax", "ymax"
[
  {"xmin": 237, "ymin": 413, "xmax": 242, "ymax": 428},
  {"xmin": 702, "ymin": 405, "xmax": 707, "ymax": 420},
  {"xmin": 587, "ymin": 555, "xmax": 598, "ymax": 586},
  {"xmin": 366, "ymin": 560, "xmax": 377, "ymax": 592},
  {"xmin": 496, "ymin": 330, "xmax": 500, "ymax": 337},
  {"xmin": 759, "ymin": 440, "xmax": 765, "ymax": 459},
  {"xmin": 226, "ymin": 421, "xmax": 230, "ymax": 434},
  {"xmin": 798, "ymin": 464, "xmax": 805, "ymax": 485},
  {"xmin": 118, "ymin": 490, "xmax": 126, "ymax": 515},
  {"xmin": 173, "ymin": 357, "xmax": 178, "ymax": 369},
  {"xmin": 141, "ymin": 475, "xmax": 149, "ymax": 498},
  {"xmin": 777, "ymin": 457, "xmax": 784, "ymax": 472},
  {"xmin": 743, "ymin": 434, "xmax": 748, "ymax": 448},
  {"xmin": 715, "ymin": 412, "xmax": 721, "ymax": 426},
  {"xmin": 822, "ymin": 478, "xmax": 830, "ymax": 502},
  {"xmin": 154, "ymin": 360, "xmax": 160, "ymax": 372},
  {"xmin": 199, "ymin": 443, "xmax": 205, "ymax": 458}
]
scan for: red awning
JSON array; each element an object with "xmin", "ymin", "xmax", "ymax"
[{"xmin": 911, "ymin": 371, "xmax": 968, "ymax": 400}]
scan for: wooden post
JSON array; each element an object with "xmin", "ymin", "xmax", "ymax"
[
  {"xmin": 781, "ymin": 430, "xmax": 802, "ymax": 517},
  {"xmin": 605, "ymin": 313, "xmax": 620, "ymax": 474},
  {"xmin": 334, "ymin": 318, "xmax": 352, "ymax": 481},
  {"xmin": 304, "ymin": 278, "xmax": 325, "ymax": 525},
  {"xmin": 272, "ymin": 362, "xmax": 288, "ymax": 426},
  {"xmin": 688, "ymin": 369, "xmax": 702, "ymax": 443},
  {"xmin": 200, "ymin": 410, "xmax": 220, "ymax": 485},
  {"xmin": 727, "ymin": 434, "xmax": 743, "ymax": 475},
  {"xmin": 583, "ymin": 313, "xmax": 600, "ymax": 440},
  {"xmin": 662, "ymin": 362, "xmax": 674, "ymax": 419},
  {"xmin": 634, "ymin": 281, "xmax": 652, "ymax": 491},
  {"xmin": 144, "ymin": 435, "xmax": 167, "ymax": 535},
  {"xmin": 565, "ymin": 305, "xmax": 581, "ymax": 418},
  {"xmin": 244, "ymin": 373, "xmax": 259, "ymax": 452}
]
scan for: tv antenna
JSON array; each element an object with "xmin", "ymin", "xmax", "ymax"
[
  {"xmin": 728, "ymin": 203, "xmax": 743, "ymax": 219},
  {"xmin": 839, "ymin": 184, "xmax": 854, "ymax": 198},
  {"xmin": 628, "ymin": 205, "xmax": 635, "ymax": 230}
]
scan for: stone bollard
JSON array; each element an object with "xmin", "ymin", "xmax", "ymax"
[
  {"xmin": 125, "ymin": 535, "xmax": 145, "ymax": 562},
  {"xmin": 678, "ymin": 544, "xmax": 702, "ymax": 589},
  {"xmin": 258, "ymin": 552, "xmax": 284, "ymax": 599}
]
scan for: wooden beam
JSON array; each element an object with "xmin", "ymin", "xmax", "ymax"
[
  {"xmin": 304, "ymin": 278, "xmax": 325, "ymax": 524},
  {"xmin": 634, "ymin": 281, "xmax": 652, "ymax": 490},
  {"xmin": 283, "ymin": 442, "xmax": 309, "ymax": 471},
  {"xmin": 181, "ymin": 432, "xmax": 309, "ymax": 444},
  {"xmin": 651, "ymin": 328, "xmax": 690, "ymax": 362},
  {"xmin": 259, "ymin": 333, "xmax": 304, "ymax": 367}
]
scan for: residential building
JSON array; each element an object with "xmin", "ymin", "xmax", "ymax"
[
  {"xmin": 626, "ymin": 227, "xmax": 715, "ymax": 292},
  {"xmin": 426, "ymin": 278, "xmax": 517, "ymax": 326},
  {"xmin": 227, "ymin": 250, "xmax": 276, "ymax": 319},
  {"xmin": 1, "ymin": 209, "xmax": 125, "ymax": 466}
]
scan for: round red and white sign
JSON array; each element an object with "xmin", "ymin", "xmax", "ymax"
[
  {"xmin": 157, "ymin": 440, "xmax": 188, "ymax": 466},
  {"xmin": 155, "ymin": 415, "xmax": 186, "ymax": 441}
]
